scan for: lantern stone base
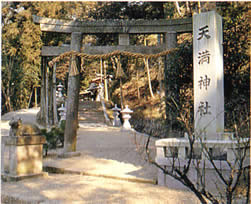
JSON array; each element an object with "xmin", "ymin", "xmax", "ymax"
[{"xmin": 1, "ymin": 136, "xmax": 46, "ymax": 182}]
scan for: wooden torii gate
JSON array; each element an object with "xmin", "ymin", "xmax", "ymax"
[{"xmin": 33, "ymin": 15, "xmax": 192, "ymax": 154}]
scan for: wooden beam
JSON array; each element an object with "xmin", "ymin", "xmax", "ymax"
[
  {"xmin": 64, "ymin": 32, "xmax": 82, "ymax": 153},
  {"xmin": 41, "ymin": 45, "xmax": 167, "ymax": 56},
  {"xmin": 33, "ymin": 15, "xmax": 192, "ymax": 34}
]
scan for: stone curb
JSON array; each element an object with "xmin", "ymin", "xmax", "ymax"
[{"xmin": 43, "ymin": 166, "xmax": 157, "ymax": 185}]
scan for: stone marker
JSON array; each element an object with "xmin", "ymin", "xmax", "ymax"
[
  {"xmin": 193, "ymin": 11, "xmax": 224, "ymax": 140},
  {"xmin": 2, "ymin": 119, "xmax": 46, "ymax": 181}
]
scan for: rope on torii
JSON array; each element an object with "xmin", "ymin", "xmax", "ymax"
[{"xmin": 48, "ymin": 48, "xmax": 178, "ymax": 68}]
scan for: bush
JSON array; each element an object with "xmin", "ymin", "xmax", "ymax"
[{"xmin": 41, "ymin": 120, "xmax": 65, "ymax": 156}]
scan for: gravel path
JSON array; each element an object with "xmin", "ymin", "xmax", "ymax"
[
  {"xmin": 2, "ymin": 174, "xmax": 199, "ymax": 204},
  {"xmin": 44, "ymin": 127, "xmax": 158, "ymax": 183},
  {"xmin": 1, "ymin": 108, "xmax": 200, "ymax": 204}
]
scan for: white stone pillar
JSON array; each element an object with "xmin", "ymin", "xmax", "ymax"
[{"xmin": 193, "ymin": 11, "xmax": 224, "ymax": 140}]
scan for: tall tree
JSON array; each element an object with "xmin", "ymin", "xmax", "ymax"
[
  {"xmin": 90, "ymin": 2, "xmax": 165, "ymax": 20},
  {"xmin": 1, "ymin": 2, "xmax": 98, "ymax": 114},
  {"xmin": 218, "ymin": 2, "xmax": 249, "ymax": 130},
  {"xmin": 2, "ymin": 2, "xmax": 42, "ymax": 112}
]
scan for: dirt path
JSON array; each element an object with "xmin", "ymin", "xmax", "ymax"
[
  {"xmin": 1, "ymin": 108, "xmax": 200, "ymax": 204},
  {"xmin": 44, "ymin": 127, "xmax": 158, "ymax": 183},
  {"xmin": 2, "ymin": 174, "xmax": 199, "ymax": 204}
]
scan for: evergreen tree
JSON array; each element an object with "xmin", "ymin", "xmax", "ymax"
[
  {"xmin": 1, "ymin": 2, "xmax": 97, "ymax": 113},
  {"xmin": 2, "ymin": 2, "xmax": 42, "ymax": 111}
]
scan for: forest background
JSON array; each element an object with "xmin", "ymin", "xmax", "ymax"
[{"xmin": 1, "ymin": 2, "xmax": 250, "ymax": 136}]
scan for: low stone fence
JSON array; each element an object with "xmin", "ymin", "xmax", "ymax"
[{"xmin": 155, "ymin": 136, "xmax": 250, "ymax": 191}]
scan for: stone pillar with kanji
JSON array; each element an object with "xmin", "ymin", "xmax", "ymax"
[{"xmin": 193, "ymin": 11, "xmax": 224, "ymax": 140}]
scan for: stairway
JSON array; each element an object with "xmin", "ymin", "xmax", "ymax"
[{"xmin": 78, "ymin": 101, "xmax": 106, "ymax": 124}]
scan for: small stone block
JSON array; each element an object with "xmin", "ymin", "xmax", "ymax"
[{"xmin": 58, "ymin": 151, "xmax": 81, "ymax": 158}]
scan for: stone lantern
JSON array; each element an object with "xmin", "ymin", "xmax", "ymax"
[
  {"xmin": 112, "ymin": 104, "xmax": 121, "ymax": 127},
  {"xmin": 121, "ymin": 105, "xmax": 133, "ymax": 130},
  {"xmin": 58, "ymin": 104, "xmax": 66, "ymax": 122},
  {"xmin": 56, "ymin": 83, "xmax": 64, "ymax": 104}
]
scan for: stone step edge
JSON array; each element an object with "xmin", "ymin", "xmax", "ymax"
[
  {"xmin": 1, "ymin": 195, "xmax": 44, "ymax": 204},
  {"xmin": 43, "ymin": 166, "xmax": 157, "ymax": 185}
]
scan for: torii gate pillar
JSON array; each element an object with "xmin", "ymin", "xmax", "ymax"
[{"xmin": 63, "ymin": 32, "xmax": 82, "ymax": 153}]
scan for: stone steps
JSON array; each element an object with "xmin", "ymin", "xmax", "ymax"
[{"xmin": 78, "ymin": 101, "xmax": 105, "ymax": 124}]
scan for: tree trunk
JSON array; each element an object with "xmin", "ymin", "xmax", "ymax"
[
  {"xmin": 27, "ymin": 87, "xmax": 34, "ymax": 109},
  {"xmin": 2, "ymin": 56, "xmax": 14, "ymax": 112},
  {"xmin": 158, "ymin": 57, "xmax": 165, "ymax": 98},
  {"xmin": 104, "ymin": 60, "xmax": 108, "ymax": 101},
  {"xmin": 164, "ymin": 31, "xmax": 177, "ymax": 131},
  {"xmin": 100, "ymin": 58, "xmax": 103, "ymax": 84},
  {"xmin": 144, "ymin": 58, "xmax": 155, "ymax": 98},
  {"xmin": 1, "ymin": 83, "xmax": 12, "ymax": 112},
  {"xmin": 198, "ymin": 2, "xmax": 201, "ymax": 13},
  {"xmin": 226, "ymin": 191, "xmax": 232, "ymax": 204},
  {"xmin": 175, "ymin": 1, "xmax": 182, "ymax": 16},
  {"xmin": 53, "ymin": 63, "xmax": 58, "ymax": 125},
  {"xmin": 120, "ymin": 78, "xmax": 124, "ymax": 109},
  {"xmin": 34, "ymin": 87, "xmax": 37, "ymax": 107},
  {"xmin": 45, "ymin": 59, "xmax": 49, "ymax": 127},
  {"xmin": 136, "ymin": 69, "xmax": 141, "ymax": 100}
]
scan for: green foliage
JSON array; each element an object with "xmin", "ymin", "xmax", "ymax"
[
  {"xmin": 90, "ymin": 2, "xmax": 166, "ymax": 20},
  {"xmin": 218, "ymin": 2, "xmax": 250, "ymax": 130},
  {"xmin": 2, "ymin": 3, "xmax": 42, "ymax": 112},
  {"xmin": 165, "ymin": 40, "xmax": 193, "ymax": 132},
  {"xmin": 89, "ymin": 2, "xmax": 168, "ymax": 46},
  {"xmin": 1, "ymin": 2, "xmax": 98, "ymax": 113},
  {"xmin": 41, "ymin": 120, "xmax": 65, "ymax": 156}
]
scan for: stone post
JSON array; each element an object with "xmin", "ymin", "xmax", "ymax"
[
  {"xmin": 2, "ymin": 136, "xmax": 46, "ymax": 181},
  {"xmin": 193, "ymin": 11, "xmax": 224, "ymax": 140},
  {"xmin": 119, "ymin": 34, "xmax": 130, "ymax": 46},
  {"xmin": 165, "ymin": 31, "xmax": 177, "ymax": 49},
  {"xmin": 63, "ymin": 32, "xmax": 82, "ymax": 153},
  {"xmin": 118, "ymin": 34, "xmax": 129, "ymax": 109},
  {"xmin": 1, "ymin": 137, "xmax": 7, "ymax": 174}
]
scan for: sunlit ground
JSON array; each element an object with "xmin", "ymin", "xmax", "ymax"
[{"xmin": 2, "ymin": 174, "xmax": 200, "ymax": 203}]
